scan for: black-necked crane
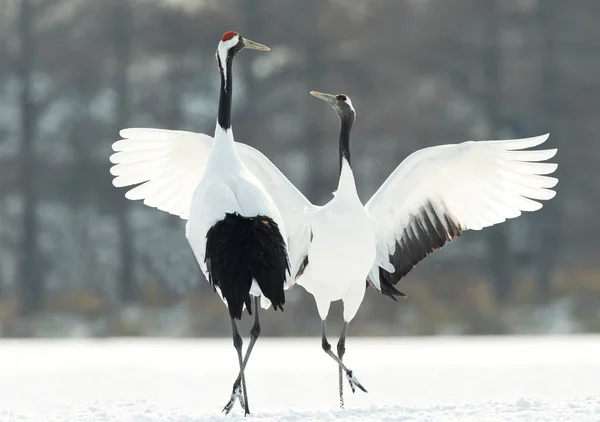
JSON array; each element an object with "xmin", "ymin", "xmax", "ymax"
[
  {"xmin": 110, "ymin": 80, "xmax": 558, "ymax": 410},
  {"xmin": 109, "ymin": 31, "xmax": 290, "ymax": 416}
]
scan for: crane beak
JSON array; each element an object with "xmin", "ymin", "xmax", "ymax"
[
  {"xmin": 310, "ymin": 91, "xmax": 337, "ymax": 105},
  {"xmin": 242, "ymin": 38, "xmax": 270, "ymax": 51}
]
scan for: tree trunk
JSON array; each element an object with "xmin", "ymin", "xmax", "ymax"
[
  {"xmin": 535, "ymin": 0, "xmax": 560, "ymax": 301},
  {"xmin": 483, "ymin": 0, "xmax": 512, "ymax": 303},
  {"xmin": 241, "ymin": 0, "xmax": 260, "ymax": 141},
  {"xmin": 17, "ymin": 0, "xmax": 42, "ymax": 316},
  {"xmin": 303, "ymin": 0, "xmax": 327, "ymax": 202},
  {"xmin": 113, "ymin": 0, "xmax": 136, "ymax": 303}
]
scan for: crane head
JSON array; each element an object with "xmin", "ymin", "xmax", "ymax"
[
  {"xmin": 216, "ymin": 31, "xmax": 270, "ymax": 68},
  {"xmin": 310, "ymin": 91, "xmax": 356, "ymax": 122}
]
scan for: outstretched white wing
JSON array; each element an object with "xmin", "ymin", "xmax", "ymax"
[
  {"xmin": 364, "ymin": 134, "xmax": 558, "ymax": 297},
  {"xmin": 110, "ymin": 128, "xmax": 212, "ymax": 219},
  {"xmin": 109, "ymin": 128, "xmax": 316, "ymax": 283},
  {"xmin": 236, "ymin": 141, "xmax": 317, "ymax": 284}
]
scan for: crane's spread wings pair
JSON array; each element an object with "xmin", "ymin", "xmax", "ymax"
[{"xmin": 110, "ymin": 129, "xmax": 557, "ymax": 292}]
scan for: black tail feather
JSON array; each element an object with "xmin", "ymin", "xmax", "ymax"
[
  {"xmin": 380, "ymin": 278, "xmax": 407, "ymax": 301},
  {"xmin": 366, "ymin": 278, "xmax": 407, "ymax": 302},
  {"xmin": 205, "ymin": 213, "xmax": 289, "ymax": 320}
]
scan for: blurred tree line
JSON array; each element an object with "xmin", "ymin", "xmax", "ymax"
[{"xmin": 0, "ymin": 0, "xmax": 598, "ymax": 337}]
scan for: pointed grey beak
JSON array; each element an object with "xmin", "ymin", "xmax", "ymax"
[
  {"xmin": 310, "ymin": 91, "xmax": 338, "ymax": 105},
  {"xmin": 242, "ymin": 38, "xmax": 270, "ymax": 51}
]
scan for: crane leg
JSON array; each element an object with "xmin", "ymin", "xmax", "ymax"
[
  {"xmin": 223, "ymin": 297, "xmax": 261, "ymax": 415},
  {"xmin": 229, "ymin": 317, "xmax": 250, "ymax": 416},
  {"xmin": 337, "ymin": 322, "xmax": 349, "ymax": 408},
  {"xmin": 321, "ymin": 320, "xmax": 367, "ymax": 402}
]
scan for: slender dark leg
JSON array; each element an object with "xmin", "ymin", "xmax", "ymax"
[
  {"xmin": 223, "ymin": 297, "xmax": 261, "ymax": 414},
  {"xmin": 231, "ymin": 318, "xmax": 250, "ymax": 416},
  {"xmin": 321, "ymin": 320, "xmax": 367, "ymax": 398},
  {"xmin": 337, "ymin": 322, "xmax": 349, "ymax": 409}
]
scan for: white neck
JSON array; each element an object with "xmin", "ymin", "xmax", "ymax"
[
  {"xmin": 217, "ymin": 36, "xmax": 239, "ymax": 88},
  {"xmin": 207, "ymin": 125, "xmax": 244, "ymax": 173},
  {"xmin": 334, "ymin": 158, "xmax": 359, "ymax": 200},
  {"xmin": 217, "ymin": 49, "xmax": 228, "ymax": 88},
  {"xmin": 345, "ymin": 97, "xmax": 355, "ymax": 114}
]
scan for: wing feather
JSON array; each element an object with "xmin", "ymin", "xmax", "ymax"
[
  {"xmin": 109, "ymin": 128, "xmax": 316, "ymax": 286},
  {"xmin": 365, "ymin": 133, "xmax": 558, "ymax": 296},
  {"xmin": 232, "ymin": 142, "xmax": 317, "ymax": 284},
  {"xmin": 110, "ymin": 128, "xmax": 213, "ymax": 219}
]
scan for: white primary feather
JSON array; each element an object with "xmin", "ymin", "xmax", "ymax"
[
  {"xmin": 110, "ymin": 129, "xmax": 213, "ymax": 219},
  {"xmin": 109, "ymin": 128, "xmax": 317, "ymax": 285},
  {"xmin": 365, "ymin": 133, "xmax": 558, "ymax": 290}
]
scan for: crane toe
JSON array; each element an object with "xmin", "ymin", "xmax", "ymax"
[
  {"xmin": 346, "ymin": 370, "xmax": 368, "ymax": 394},
  {"xmin": 222, "ymin": 381, "xmax": 243, "ymax": 414}
]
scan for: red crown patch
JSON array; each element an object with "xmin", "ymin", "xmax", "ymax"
[{"xmin": 221, "ymin": 31, "xmax": 238, "ymax": 42}]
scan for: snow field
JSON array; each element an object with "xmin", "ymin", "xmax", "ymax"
[{"xmin": 0, "ymin": 336, "xmax": 598, "ymax": 421}]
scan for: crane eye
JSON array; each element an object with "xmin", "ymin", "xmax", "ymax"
[{"xmin": 336, "ymin": 95, "xmax": 347, "ymax": 101}]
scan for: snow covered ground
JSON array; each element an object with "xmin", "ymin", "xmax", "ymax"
[{"xmin": 0, "ymin": 336, "xmax": 598, "ymax": 421}]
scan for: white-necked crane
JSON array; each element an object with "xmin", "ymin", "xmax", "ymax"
[
  {"xmin": 110, "ymin": 79, "xmax": 558, "ymax": 409},
  {"xmin": 109, "ymin": 31, "xmax": 290, "ymax": 416}
]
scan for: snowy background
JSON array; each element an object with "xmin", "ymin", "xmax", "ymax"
[{"xmin": 1, "ymin": 336, "xmax": 599, "ymax": 421}]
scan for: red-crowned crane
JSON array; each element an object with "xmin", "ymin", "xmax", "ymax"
[{"xmin": 110, "ymin": 31, "xmax": 290, "ymax": 416}]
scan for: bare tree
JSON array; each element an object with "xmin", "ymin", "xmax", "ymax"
[
  {"xmin": 17, "ymin": 0, "xmax": 42, "ymax": 315},
  {"xmin": 482, "ymin": 0, "xmax": 513, "ymax": 302},
  {"xmin": 112, "ymin": 0, "xmax": 136, "ymax": 303},
  {"xmin": 535, "ymin": 0, "xmax": 560, "ymax": 300},
  {"xmin": 302, "ymin": 0, "xmax": 328, "ymax": 202},
  {"xmin": 0, "ymin": 0, "xmax": 596, "ymax": 336}
]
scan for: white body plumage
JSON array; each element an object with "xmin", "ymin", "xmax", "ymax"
[
  {"xmin": 185, "ymin": 126, "xmax": 288, "ymax": 310},
  {"xmin": 298, "ymin": 159, "xmax": 376, "ymax": 321}
]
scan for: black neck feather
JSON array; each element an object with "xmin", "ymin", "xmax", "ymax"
[
  {"xmin": 338, "ymin": 112, "xmax": 354, "ymax": 175},
  {"xmin": 217, "ymin": 53, "xmax": 233, "ymax": 130}
]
